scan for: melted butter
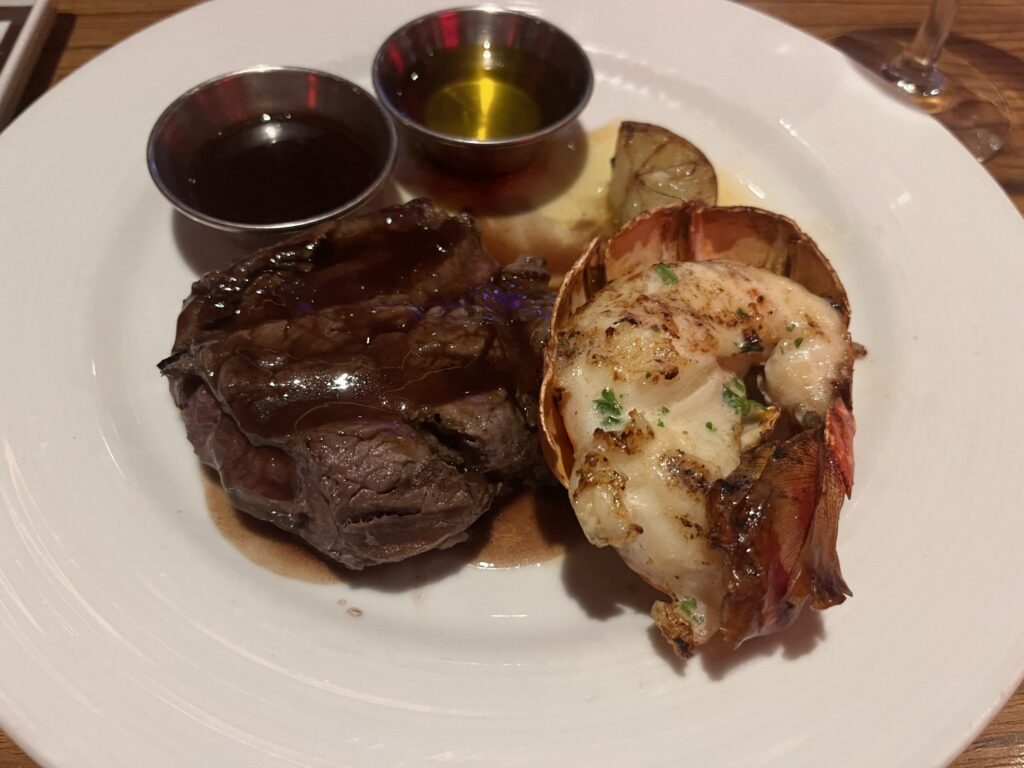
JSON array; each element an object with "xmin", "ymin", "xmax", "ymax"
[
  {"xmin": 717, "ymin": 173, "xmax": 773, "ymax": 207},
  {"xmin": 477, "ymin": 120, "xmax": 619, "ymax": 280},
  {"xmin": 406, "ymin": 44, "xmax": 569, "ymax": 141},
  {"xmin": 394, "ymin": 120, "xmax": 772, "ymax": 278},
  {"xmin": 533, "ymin": 121, "xmax": 620, "ymax": 227},
  {"xmin": 425, "ymin": 76, "xmax": 542, "ymax": 140},
  {"xmin": 394, "ymin": 120, "xmax": 621, "ymax": 277}
]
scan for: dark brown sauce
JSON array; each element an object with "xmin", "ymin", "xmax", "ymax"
[
  {"xmin": 204, "ymin": 472, "xmax": 343, "ymax": 583},
  {"xmin": 185, "ymin": 113, "xmax": 377, "ymax": 224},
  {"xmin": 205, "ymin": 472, "xmax": 583, "ymax": 579},
  {"xmin": 470, "ymin": 485, "xmax": 584, "ymax": 568}
]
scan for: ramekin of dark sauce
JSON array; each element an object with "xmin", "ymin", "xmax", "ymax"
[{"xmin": 147, "ymin": 66, "xmax": 397, "ymax": 233}]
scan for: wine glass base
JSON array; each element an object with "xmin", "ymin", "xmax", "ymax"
[{"xmin": 831, "ymin": 28, "xmax": 1011, "ymax": 162}]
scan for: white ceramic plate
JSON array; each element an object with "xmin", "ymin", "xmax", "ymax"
[{"xmin": 2, "ymin": 0, "xmax": 1022, "ymax": 765}]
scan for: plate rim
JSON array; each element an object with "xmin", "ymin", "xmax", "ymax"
[{"xmin": 1, "ymin": 0, "xmax": 1023, "ymax": 766}]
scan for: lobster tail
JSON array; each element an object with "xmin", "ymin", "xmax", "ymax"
[{"xmin": 709, "ymin": 397, "xmax": 854, "ymax": 647}]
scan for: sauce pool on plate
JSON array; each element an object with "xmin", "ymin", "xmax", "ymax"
[
  {"xmin": 204, "ymin": 472, "xmax": 343, "ymax": 584},
  {"xmin": 205, "ymin": 473, "xmax": 583, "ymax": 581}
]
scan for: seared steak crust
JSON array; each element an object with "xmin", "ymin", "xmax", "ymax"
[{"xmin": 161, "ymin": 200, "xmax": 553, "ymax": 568}]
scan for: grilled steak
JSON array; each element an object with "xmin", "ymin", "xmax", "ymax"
[{"xmin": 160, "ymin": 200, "xmax": 553, "ymax": 569}]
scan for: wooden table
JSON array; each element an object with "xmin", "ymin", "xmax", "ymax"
[{"xmin": 3, "ymin": 1, "xmax": 1023, "ymax": 765}]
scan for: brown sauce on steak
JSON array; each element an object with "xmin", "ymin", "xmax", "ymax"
[{"xmin": 178, "ymin": 206, "xmax": 543, "ymax": 441}]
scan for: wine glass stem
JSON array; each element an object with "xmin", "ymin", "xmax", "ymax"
[
  {"xmin": 885, "ymin": 0, "xmax": 961, "ymax": 94},
  {"xmin": 906, "ymin": 0, "xmax": 960, "ymax": 67}
]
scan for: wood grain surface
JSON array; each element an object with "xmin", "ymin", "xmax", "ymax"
[{"xmin": 3, "ymin": 1, "xmax": 1023, "ymax": 766}]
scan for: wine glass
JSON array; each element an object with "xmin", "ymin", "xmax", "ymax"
[{"xmin": 831, "ymin": 0, "xmax": 1011, "ymax": 162}]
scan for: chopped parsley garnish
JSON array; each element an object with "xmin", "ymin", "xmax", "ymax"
[
  {"xmin": 651, "ymin": 324, "xmax": 661, "ymax": 333},
  {"xmin": 722, "ymin": 377, "xmax": 752, "ymax": 417},
  {"xmin": 657, "ymin": 418, "xmax": 665, "ymax": 428},
  {"xmin": 660, "ymin": 406, "xmax": 669, "ymax": 415},
  {"xmin": 786, "ymin": 322, "xmax": 797, "ymax": 332},
  {"xmin": 705, "ymin": 421, "xmax": 715, "ymax": 431},
  {"xmin": 679, "ymin": 597, "xmax": 705, "ymax": 624},
  {"xmin": 653, "ymin": 263, "xmax": 678, "ymax": 285},
  {"xmin": 736, "ymin": 308, "xmax": 750, "ymax": 319},
  {"xmin": 795, "ymin": 337, "xmax": 804, "ymax": 348},
  {"xmin": 735, "ymin": 338, "xmax": 765, "ymax": 353},
  {"xmin": 644, "ymin": 371, "xmax": 652, "ymax": 379},
  {"xmin": 594, "ymin": 388, "xmax": 622, "ymax": 426}
]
